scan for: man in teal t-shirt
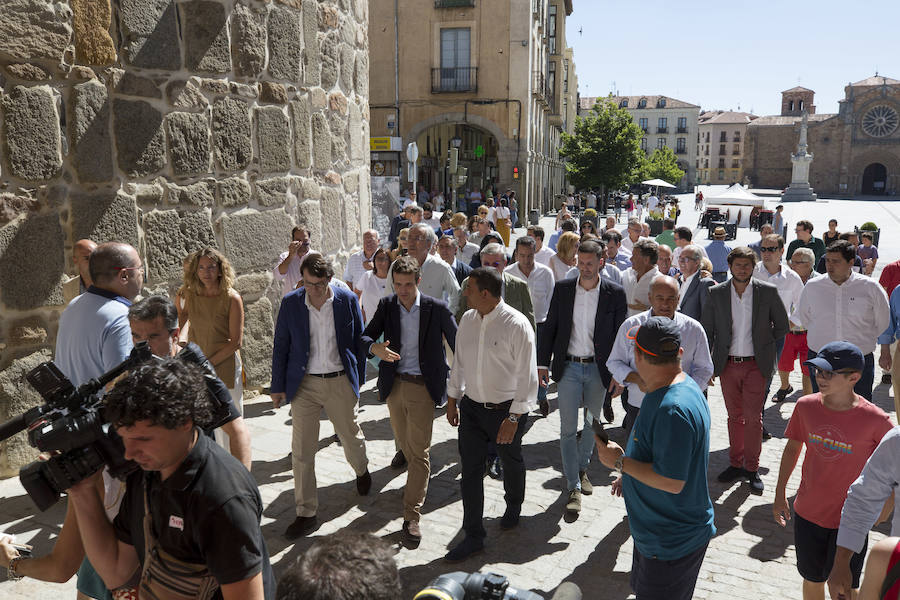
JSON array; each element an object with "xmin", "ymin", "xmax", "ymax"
[{"xmin": 596, "ymin": 317, "xmax": 715, "ymax": 600}]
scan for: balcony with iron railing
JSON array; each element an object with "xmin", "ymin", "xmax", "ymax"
[
  {"xmin": 675, "ymin": 147, "xmax": 687, "ymax": 154},
  {"xmin": 532, "ymin": 71, "xmax": 550, "ymax": 105},
  {"xmin": 435, "ymin": 0, "xmax": 475, "ymax": 6},
  {"xmin": 676, "ymin": 126, "xmax": 688, "ymax": 133},
  {"xmin": 656, "ymin": 127, "xmax": 668, "ymax": 133},
  {"xmin": 431, "ymin": 67, "xmax": 478, "ymax": 93}
]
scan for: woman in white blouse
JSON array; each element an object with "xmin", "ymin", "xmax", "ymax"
[
  {"xmin": 357, "ymin": 247, "xmax": 392, "ymax": 324},
  {"xmin": 549, "ymin": 231, "xmax": 580, "ymax": 280}
]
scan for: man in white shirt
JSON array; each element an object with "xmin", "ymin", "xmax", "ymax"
[
  {"xmin": 586, "ymin": 191, "xmax": 597, "ymax": 210},
  {"xmin": 622, "ymin": 239, "xmax": 660, "ymax": 316},
  {"xmin": 608, "ymin": 275, "xmax": 714, "ymax": 433},
  {"xmin": 274, "ymin": 226, "xmax": 313, "ymax": 296},
  {"xmin": 388, "ymin": 223, "xmax": 460, "ymax": 313},
  {"xmin": 647, "ymin": 194, "xmax": 659, "ymax": 212},
  {"xmin": 795, "ymin": 240, "xmax": 890, "ymax": 401},
  {"xmin": 620, "ymin": 219, "xmax": 648, "ymax": 255},
  {"xmin": 422, "ymin": 202, "xmax": 441, "ymax": 230},
  {"xmin": 672, "ymin": 226, "xmax": 706, "ymax": 266},
  {"xmin": 527, "ymin": 225, "xmax": 556, "ymax": 266},
  {"xmin": 444, "ymin": 268, "xmax": 538, "ymax": 562},
  {"xmin": 343, "ymin": 229, "xmax": 380, "ymax": 293},
  {"xmin": 453, "ymin": 226, "xmax": 480, "ymax": 265}
]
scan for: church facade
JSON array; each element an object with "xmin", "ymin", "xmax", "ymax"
[{"xmin": 744, "ymin": 76, "xmax": 900, "ymax": 196}]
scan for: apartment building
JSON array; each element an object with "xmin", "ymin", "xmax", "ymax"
[{"xmin": 696, "ymin": 111, "xmax": 758, "ymax": 184}]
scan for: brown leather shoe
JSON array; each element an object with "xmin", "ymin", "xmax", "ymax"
[
  {"xmin": 402, "ymin": 519, "xmax": 422, "ymax": 542},
  {"xmin": 356, "ymin": 470, "xmax": 372, "ymax": 495}
]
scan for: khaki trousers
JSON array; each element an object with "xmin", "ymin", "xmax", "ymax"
[
  {"xmin": 387, "ymin": 379, "xmax": 435, "ymax": 522},
  {"xmin": 291, "ymin": 374, "xmax": 368, "ymax": 517}
]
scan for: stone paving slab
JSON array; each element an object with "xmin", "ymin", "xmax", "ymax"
[{"xmin": 3, "ymin": 195, "xmax": 900, "ymax": 599}]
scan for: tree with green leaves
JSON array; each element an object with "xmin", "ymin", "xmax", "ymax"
[
  {"xmin": 640, "ymin": 147, "xmax": 685, "ymax": 187},
  {"xmin": 559, "ymin": 97, "xmax": 644, "ymax": 195}
]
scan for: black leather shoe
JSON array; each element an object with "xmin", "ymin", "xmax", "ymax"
[
  {"xmin": 488, "ymin": 456, "xmax": 504, "ymax": 480},
  {"xmin": 500, "ymin": 508, "xmax": 520, "ymax": 530},
  {"xmin": 285, "ymin": 515, "xmax": 318, "ymax": 539},
  {"xmin": 746, "ymin": 470, "xmax": 764, "ymax": 493},
  {"xmin": 390, "ymin": 451, "xmax": 407, "ymax": 469},
  {"xmin": 402, "ymin": 520, "xmax": 422, "ymax": 542},
  {"xmin": 762, "ymin": 427, "xmax": 772, "ymax": 440},
  {"xmin": 445, "ymin": 537, "xmax": 485, "ymax": 563},
  {"xmin": 538, "ymin": 397, "xmax": 550, "ymax": 417},
  {"xmin": 356, "ymin": 470, "xmax": 372, "ymax": 495},
  {"xmin": 717, "ymin": 466, "xmax": 745, "ymax": 483},
  {"xmin": 883, "ymin": 373, "xmax": 893, "ymax": 385},
  {"xmin": 603, "ymin": 396, "xmax": 615, "ymax": 423}
]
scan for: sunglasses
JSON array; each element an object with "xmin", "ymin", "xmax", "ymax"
[
  {"xmin": 760, "ymin": 246, "xmax": 780, "ymax": 253},
  {"xmin": 814, "ymin": 369, "xmax": 857, "ymax": 380}
]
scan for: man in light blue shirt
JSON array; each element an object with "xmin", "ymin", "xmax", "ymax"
[
  {"xmin": 548, "ymin": 219, "xmax": 577, "ymax": 250},
  {"xmin": 877, "ymin": 285, "xmax": 900, "ymax": 417},
  {"xmin": 704, "ymin": 227, "xmax": 733, "ymax": 282},
  {"xmin": 607, "ymin": 275, "xmax": 713, "ymax": 432}
]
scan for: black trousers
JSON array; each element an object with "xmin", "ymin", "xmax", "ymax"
[{"xmin": 458, "ymin": 397, "xmax": 528, "ymax": 540}]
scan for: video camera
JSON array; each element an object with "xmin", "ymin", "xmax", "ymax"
[
  {"xmin": 0, "ymin": 343, "xmax": 153, "ymax": 511},
  {"xmin": 414, "ymin": 572, "xmax": 581, "ymax": 600}
]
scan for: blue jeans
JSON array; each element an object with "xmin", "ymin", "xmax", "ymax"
[{"xmin": 557, "ymin": 361, "xmax": 606, "ymax": 491}]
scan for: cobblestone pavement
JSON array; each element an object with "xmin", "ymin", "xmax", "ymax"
[{"xmin": 3, "ymin": 194, "xmax": 900, "ymax": 599}]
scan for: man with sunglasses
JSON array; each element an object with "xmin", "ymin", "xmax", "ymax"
[{"xmin": 773, "ymin": 342, "xmax": 892, "ymax": 600}]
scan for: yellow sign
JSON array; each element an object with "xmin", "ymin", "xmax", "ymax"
[{"xmin": 370, "ymin": 136, "xmax": 402, "ymax": 151}]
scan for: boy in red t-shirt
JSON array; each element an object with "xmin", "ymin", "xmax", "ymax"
[{"xmin": 773, "ymin": 341, "xmax": 893, "ymax": 600}]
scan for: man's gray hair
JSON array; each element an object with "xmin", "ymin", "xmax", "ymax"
[
  {"xmin": 682, "ymin": 244, "xmax": 703, "ymax": 261},
  {"xmin": 790, "ymin": 247, "xmax": 815, "ymax": 264},
  {"xmin": 633, "ymin": 238, "xmax": 659, "ymax": 263},
  {"xmin": 480, "ymin": 243, "xmax": 506, "ymax": 257},
  {"xmin": 409, "ymin": 222, "xmax": 436, "ymax": 245}
]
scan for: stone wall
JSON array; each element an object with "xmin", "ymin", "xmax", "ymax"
[{"xmin": 0, "ymin": 0, "xmax": 371, "ymax": 475}]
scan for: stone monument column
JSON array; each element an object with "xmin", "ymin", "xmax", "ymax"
[
  {"xmin": 781, "ymin": 111, "xmax": 818, "ymax": 202},
  {"xmin": 0, "ymin": 0, "xmax": 371, "ymax": 475}
]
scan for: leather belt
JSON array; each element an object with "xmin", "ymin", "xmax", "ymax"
[
  {"xmin": 727, "ymin": 356, "xmax": 755, "ymax": 363},
  {"xmin": 308, "ymin": 370, "xmax": 345, "ymax": 379},
  {"xmin": 790, "ymin": 329, "xmax": 807, "ymax": 334},
  {"xmin": 566, "ymin": 355, "xmax": 594, "ymax": 363},
  {"xmin": 398, "ymin": 372, "xmax": 425, "ymax": 385},
  {"xmin": 463, "ymin": 396, "xmax": 512, "ymax": 410}
]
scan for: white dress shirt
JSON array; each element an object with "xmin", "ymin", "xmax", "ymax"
[
  {"xmin": 505, "ymin": 261, "xmax": 555, "ymax": 323},
  {"xmin": 795, "ymin": 271, "xmax": 890, "ymax": 354},
  {"xmin": 305, "ymin": 285, "xmax": 344, "ymax": 374},
  {"xmin": 357, "ymin": 270, "xmax": 389, "ymax": 325},
  {"xmin": 388, "ymin": 253, "xmax": 460, "ymax": 313},
  {"xmin": 448, "ymin": 300, "xmax": 538, "ymax": 415},
  {"xmin": 274, "ymin": 250, "xmax": 314, "ymax": 296},
  {"xmin": 535, "ymin": 246, "xmax": 555, "ymax": 266},
  {"xmin": 343, "ymin": 248, "xmax": 377, "ymax": 290},
  {"xmin": 622, "ymin": 266, "xmax": 659, "ymax": 317},
  {"xmin": 549, "ymin": 254, "xmax": 574, "ymax": 281},
  {"xmin": 607, "ymin": 310, "xmax": 714, "ymax": 409},
  {"xmin": 729, "ymin": 282, "xmax": 755, "ymax": 356},
  {"xmin": 567, "ymin": 278, "xmax": 601, "ymax": 357},
  {"xmin": 620, "ymin": 235, "xmax": 649, "ymax": 255},
  {"xmin": 457, "ymin": 241, "xmax": 480, "ymax": 264},
  {"xmin": 753, "ymin": 262, "xmax": 804, "ymax": 324},
  {"xmin": 678, "ymin": 271, "xmax": 697, "ymax": 308}
]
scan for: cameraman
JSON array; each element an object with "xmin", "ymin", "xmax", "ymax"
[
  {"xmin": 128, "ymin": 296, "xmax": 251, "ymax": 469},
  {"xmin": 276, "ymin": 531, "xmax": 401, "ymax": 600},
  {"xmin": 68, "ymin": 359, "xmax": 276, "ymax": 599}
]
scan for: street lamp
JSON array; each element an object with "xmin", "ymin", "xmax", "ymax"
[{"xmin": 450, "ymin": 136, "xmax": 462, "ymax": 148}]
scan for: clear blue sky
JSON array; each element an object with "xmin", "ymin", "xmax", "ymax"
[{"xmin": 565, "ymin": 1, "xmax": 900, "ymax": 116}]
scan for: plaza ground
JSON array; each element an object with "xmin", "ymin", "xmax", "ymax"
[{"xmin": 2, "ymin": 193, "xmax": 900, "ymax": 599}]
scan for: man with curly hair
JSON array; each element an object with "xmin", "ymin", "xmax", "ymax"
[{"xmin": 68, "ymin": 359, "xmax": 276, "ymax": 600}]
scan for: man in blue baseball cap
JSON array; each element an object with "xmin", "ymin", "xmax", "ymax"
[
  {"xmin": 594, "ymin": 316, "xmax": 715, "ymax": 600},
  {"xmin": 773, "ymin": 341, "xmax": 892, "ymax": 600}
]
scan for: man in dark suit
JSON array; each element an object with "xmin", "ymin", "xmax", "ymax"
[
  {"xmin": 538, "ymin": 239, "xmax": 627, "ymax": 514},
  {"xmin": 271, "ymin": 254, "xmax": 371, "ymax": 539},
  {"xmin": 362, "ymin": 256, "xmax": 458, "ymax": 544},
  {"xmin": 677, "ymin": 244, "xmax": 715, "ymax": 321},
  {"xmin": 437, "ymin": 233, "xmax": 472, "ymax": 285},
  {"xmin": 701, "ymin": 246, "xmax": 789, "ymax": 493}
]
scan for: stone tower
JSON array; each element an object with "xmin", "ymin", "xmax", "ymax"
[
  {"xmin": 781, "ymin": 86, "xmax": 816, "ymax": 117},
  {"xmin": 0, "ymin": 0, "xmax": 371, "ymax": 474}
]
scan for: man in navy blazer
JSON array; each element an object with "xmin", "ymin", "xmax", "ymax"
[
  {"xmin": 677, "ymin": 244, "xmax": 715, "ymax": 321},
  {"xmin": 438, "ymin": 233, "xmax": 473, "ymax": 285},
  {"xmin": 271, "ymin": 253, "xmax": 370, "ymax": 540},
  {"xmin": 537, "ymin": 239, "xmax": 627, "ymax": 514},
  {"xmin": 362, "ymin": 256, "xmax": 457, "ymax": 543}
]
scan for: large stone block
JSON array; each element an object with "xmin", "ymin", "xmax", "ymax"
[
  {"xmin": 355, "ymin": 50, "xmax": 369, "ymax": 97},
  {"xmin": 0, "ymin": 0, "xmax": 72, "ymax": 63},
  {"xmin": 340, "ymin": 45, "xmax": 355, "ymax": 93},
  {"xmin": 0, "ymin": 192, "xmax": 39, "ymax": 226},
  {"xmin": 320, "ymin": 32, "xmax": 340, "ymax": 90},
  {"xmin": 221, "ymin": 209, "xmax": 294, "ymax": 272},
  {"xmin": 0, "ymin": 349, "xmax": 53, "ymax": 477},
  {"xmin": 241, "ymin": 296, "xmax": 273, "ymax": 387},
  {"xmin": 113, "ymin": 99, "xmax": 166, "ymax": 177},
  {"xmin": 143, "ymin": 208, "xmax": 216, "ymax": 281},
  {"xmin": 290, "ymin": 95, "xmax": 312, "ymax": 168},
  {"xmin": 166, "ymin": 112, "xmax": 211, "ymax": 176},
  {"xmin": 166, "ymin": 180, "xmax": 216, "ymax": 206},
  {"xmin": 302, "ymin": 0, "xmax": 320, "ymax": 86},
  {"xmin": 0, "ymin": 213, "xmax": 64, "ymax": 310},
  {"xmin": 234, "ymin": 272, "xmax": 272, "ymax": 297},
  {"xmin": 231, "ymin": 3, "xmax": 267, "ymax": 77},
  {"xmin": 181, "ymin": 1, "xmax": 231, "ymax": 73},
  {"xmin": 1, "ymin": 85, "xmax": 62, "ymax": 181},
  {"xmin": 113, "ymin": 71, "xmax": 163, "ymax": 98},
  {"xmin": 70, "ymin": 80, "xmax": 113, "ymax": 183},
  {"xmin": 71, "ymin": 191, "xmax": 139, "ymax": 247},
  {"xmin": 71, "ymin": 0, "xmax": 117, "ymax": 65},
  {"xmin": 297, "ymin": 200, "xmax": 321, "ymax": 247},
  {"xmin": 320, "ymin": 188, "xmax": 342, "ymax": 254},
  {"xmin": 348, "ymin": 100, "xmax": 364, "ymax": 162},
  {"xmin": 312, "ymin": 113, "xmax": 332, "ymax": 170},
  {"xmin": 4, "ymin": 63, "xmax": 50, "ymax": 81},
  {"xmin": 218, "ymin": 177, "xmax": 251, "ymax": 207},
  {"xmin": 343, "ymin": 192, "xmax": 360, "ymax": 247},
  {"xmin": 267, "ymin": 4, "xmax": 303, "ymax": 82},
  {"xmin": 213, "ymin": 97, "xmax": 252, "ymax": 171},
  {"xmin": 256, "ymin": 106, "xmax": 291, "ymax": 173},
  {"xmin": 256, "ymin": 176, "xmax": 293, "ymax": 207},
  {"xmin": 119, "ymin": 0, "xmax": 181, "ymax": 70}
]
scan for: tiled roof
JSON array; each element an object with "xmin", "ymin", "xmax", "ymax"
[
  {"xmin": 850, "ymin": 75, "xmax": 900, "ymax": 87},
  {"xmin": 748, "ymin": 114, "xmax": 835, "ymax": 127},
  {"xmin": 580, "ymin": 95, "xmax": 700, "ymax": 109},
  {"xmin": 698, "ymin": 111, "xmax": 758, "ymax": 125}
]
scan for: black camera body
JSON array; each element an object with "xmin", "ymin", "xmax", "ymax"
[
  {"xmin": 0, "ymin": 343, "xmax": 152, "ymax": 511},
  {"xmin": 415, "ymin": 571, "xmax": 543, "ymax": 600}
]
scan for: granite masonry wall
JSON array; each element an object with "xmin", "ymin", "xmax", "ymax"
[{"xmin": 0, "ymin": 0, "xmax": 371, "ymax": 475}]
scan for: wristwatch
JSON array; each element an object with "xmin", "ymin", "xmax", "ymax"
[
  {"xmin": 614, "ymin": 454, "xmax": 625, "ymax": 475},
  {"xmin": 507, "ymin": 413, "xmax": 521, "ymax": 424},
  {"xmin": 8, "ymin": 554, "xmax": 24, "ymax": 581}
]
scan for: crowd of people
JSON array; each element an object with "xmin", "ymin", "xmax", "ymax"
[{"xmin": 6, "ymin": 195, "xmax": 900, "ymax": 600}]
